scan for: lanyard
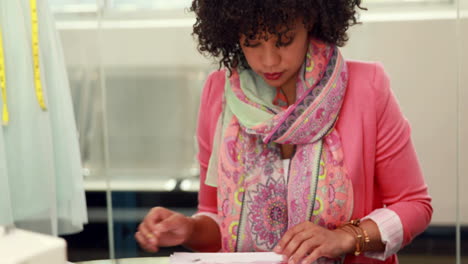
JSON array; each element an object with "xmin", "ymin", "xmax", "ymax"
[
  {"xmin": 0, "ymin": 26, "xmax": 8, "ymax": 126},
  {"xmin": 30, "ymin": 0, "xmax": 47, "ymax": 111}
]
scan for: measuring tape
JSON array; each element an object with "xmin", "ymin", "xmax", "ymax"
[
  {"xmin": 0, "ymin": 0, "xmax": 47, "ymax": 126},
  {"xmin": 30, "ymin": 0, "xmax": 47, "ymax": 111},
  {"xmin": 0, "ymin": 27, "xmax": 8, "ymax": 126}
]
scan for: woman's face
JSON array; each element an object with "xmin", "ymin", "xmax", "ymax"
[{"xmin": 239, "ymin": 19, "xmax": 309, "ymax": 92}]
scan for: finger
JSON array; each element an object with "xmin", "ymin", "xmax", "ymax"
[
  {"xmin": 301, "ymin": 246, "xmax": 324, "ymax": 264},
  {"xmin": 135, "ymin": 231, "xmax": 145, "ymax": 245},
  {"xmin": 148, "ymin": 207, "xmax": 175, "ymax": 222},
  {"xmin": 154, "ymin": 213, "xmax": 187, "ymax": 235},
  {"xmin": 143, "ymin": 239, "xmax": 160, "ymax": 253},
  {"xmin": 142, "ymin": 243, "xmax": 159, "ymax": 253},
  {"xmin": 138, "ymin": 222, "xmax": 157, "ymax": 245},
  {"xmin": 146, "ymin": 207, "xmax": 177, "ymax": 234},
  {"xmin": 289, "ymin": 238, "xmax": 319, "ymax": 264},
  {"xmin": 275, "ymin": 223, "xmax": 308, "ymax": 253},
  {"xmin": 135, "ymin": 231, "xmax": 159, "ymax": 252},
  {"xmin": 281, "ymin": 230, "xmax": 315, "ymax": 261}
]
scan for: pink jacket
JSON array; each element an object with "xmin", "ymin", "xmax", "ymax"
[{"xmin": 195, "ymin": 61, "xmax": 433, "ymax": 263}]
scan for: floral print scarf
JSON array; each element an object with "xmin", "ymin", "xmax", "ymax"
[{"xmin": 205, "ymin": 39, "xmax": 354, "ymax": 259}]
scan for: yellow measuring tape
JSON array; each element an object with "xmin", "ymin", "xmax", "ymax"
[
  {"xmin": 0, "ymin": 0, "xmax": 47, "ymax": 126},
  {"xmin": 0, "ymin": 27, "xmax": 8, "ymax": 126},
  {"xmin": 30, "ymin": 0, "xmax": 47, "ymax": 110}
]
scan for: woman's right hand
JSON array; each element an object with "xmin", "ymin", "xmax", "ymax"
[{"xmin": 135, "ymin": 207, "xmax": 195, "ymax": 252}]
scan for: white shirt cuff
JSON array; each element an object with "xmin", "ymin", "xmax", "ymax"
[
  {"xmin": 192, "ymin": 212, "xmax": 222, "ymax": 226},
  {"xmin": 362, "ymin": 208, "xmax": 404, "ymax": 260}
]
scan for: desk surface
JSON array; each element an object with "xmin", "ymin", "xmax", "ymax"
[{"xmin": 76, "ymin": 257, "xmax": 169, "ymax": 264}]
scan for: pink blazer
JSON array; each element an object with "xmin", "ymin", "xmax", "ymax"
[{"xmin": 195, "ymin": 61, "xmax": 433, "ymax": 263}]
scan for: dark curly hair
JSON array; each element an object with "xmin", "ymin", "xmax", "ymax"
[{"xmin": 190, "ymin": 0, "xmax": 366, "ymax": 71}]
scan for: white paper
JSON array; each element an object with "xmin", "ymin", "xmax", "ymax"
[{"xmin": 170, "ymin": 252, "xmax": 285, "ymax": 264}]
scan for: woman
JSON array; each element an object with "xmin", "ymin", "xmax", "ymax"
[{"xmin": 136, "ymin": 1, "xmax": 433, "ymax": 263}]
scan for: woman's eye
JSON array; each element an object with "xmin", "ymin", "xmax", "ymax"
[
  {"xmin": 276, "ymin": 40, "xmax": 293, "ymax": 47},
  {"xmin": 277, "ymin": 40, "xmax": 293, "ymax": 47},
  {"xmin": 277, "ymin": 35, "xmax": 295, "ymax": 47},
  {"xmin": 244, "ymin": 42, "xmax": 261, "ymax": 48}
]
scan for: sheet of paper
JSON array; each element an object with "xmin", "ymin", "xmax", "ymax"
[{"xmin": 170, "ymin": 252, "xmax": 286, "ymax": 264}]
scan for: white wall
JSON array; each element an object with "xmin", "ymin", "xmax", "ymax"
[{"xmin": 56, "ymin": 10, "xmax": 468, "ymax": 225}]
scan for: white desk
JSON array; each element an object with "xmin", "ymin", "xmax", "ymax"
[{"xmin": 76, "ymin": 257, "xmax": 169, "ymax": 264}]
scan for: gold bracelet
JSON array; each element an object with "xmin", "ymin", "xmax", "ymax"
[
  {"xmin": 339, "ymin": 219, "xmax": 370, "ymax": 256},
  {"xmin": 340, "ymin": 224, "xmax": 362, "ymax": 255}
]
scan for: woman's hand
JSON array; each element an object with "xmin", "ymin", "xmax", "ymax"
[
  {"xmin": 135, "ymin": 207, "xmax": 195, "ymax": 253},
  {"xmin": 273, "ymin": 221, "xmax": 355, "ymax": 264}
]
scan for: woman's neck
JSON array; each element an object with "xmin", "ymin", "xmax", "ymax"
[
  {"xmin": 280, "ymin": 84, "xmax": 296, "ymax": 106},
  {"xmin": 280, "ymin": 70, "xmax": 298, "ymax": 105}
]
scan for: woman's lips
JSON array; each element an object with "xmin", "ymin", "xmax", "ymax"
[{"xmin": 264, "ymin": 72, "xmax": 283, "ymax": 80}]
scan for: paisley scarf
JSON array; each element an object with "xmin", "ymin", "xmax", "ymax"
[{"xmin": 205, "ymin": 39, "xmax": 354, "ymax": 259}]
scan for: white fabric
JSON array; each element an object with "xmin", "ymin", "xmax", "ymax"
[
  {"xmin": 282, "ymin": 159, "xmax": 290, "ymax": 181},
  {"xmin": 170, "ymin": 252, "xmax": 284, "ymax": 264},
  {"xmin": 362, "ymin": 208, "xmax": 404, "ymax": 260},
  {"xmin": 0, "ymin": 0, "xmax": 87, "ymax": 235},
  {"xmin": 192, "ymin": 212, "xmax": 222, "ymax": 226}
]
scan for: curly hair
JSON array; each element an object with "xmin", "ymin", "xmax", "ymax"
[{"xmin": 190, "ymin": 0, "xmax": 366, "ymax": 71}]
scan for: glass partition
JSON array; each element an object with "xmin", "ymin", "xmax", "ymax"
[
  {"xmin": 54, "ymin": 1, "xmax": 112, "ymax": 261},
  {"xmin": 457, "ymin": 0, "xmax": 468, "ymax": 262}
]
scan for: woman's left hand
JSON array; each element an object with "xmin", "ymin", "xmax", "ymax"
[{"xmin": 273, "ymin": 221, "xmax": 355, "ymax": 264}]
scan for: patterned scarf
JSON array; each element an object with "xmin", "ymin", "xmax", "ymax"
[{"xmin": 205, "ymin": 39, "xmax": 354, "ymax": 258}]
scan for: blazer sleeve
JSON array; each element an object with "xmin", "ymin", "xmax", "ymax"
[
  {"xmin": 373, "ymin": 63, "xmax": 433, "ymax": 246},
  {"xmin": 196, "ymin": 71, "xmax": 225, "ymax": 214}
]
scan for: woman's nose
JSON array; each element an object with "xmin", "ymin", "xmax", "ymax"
[{"xmin": 261, "ymin": 43, "xmax": 281, "ymax": 68}]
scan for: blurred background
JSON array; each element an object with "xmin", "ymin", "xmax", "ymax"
[{"xmin": 45, "ymin": 0, "xmax": 467, "ymax": 262}]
